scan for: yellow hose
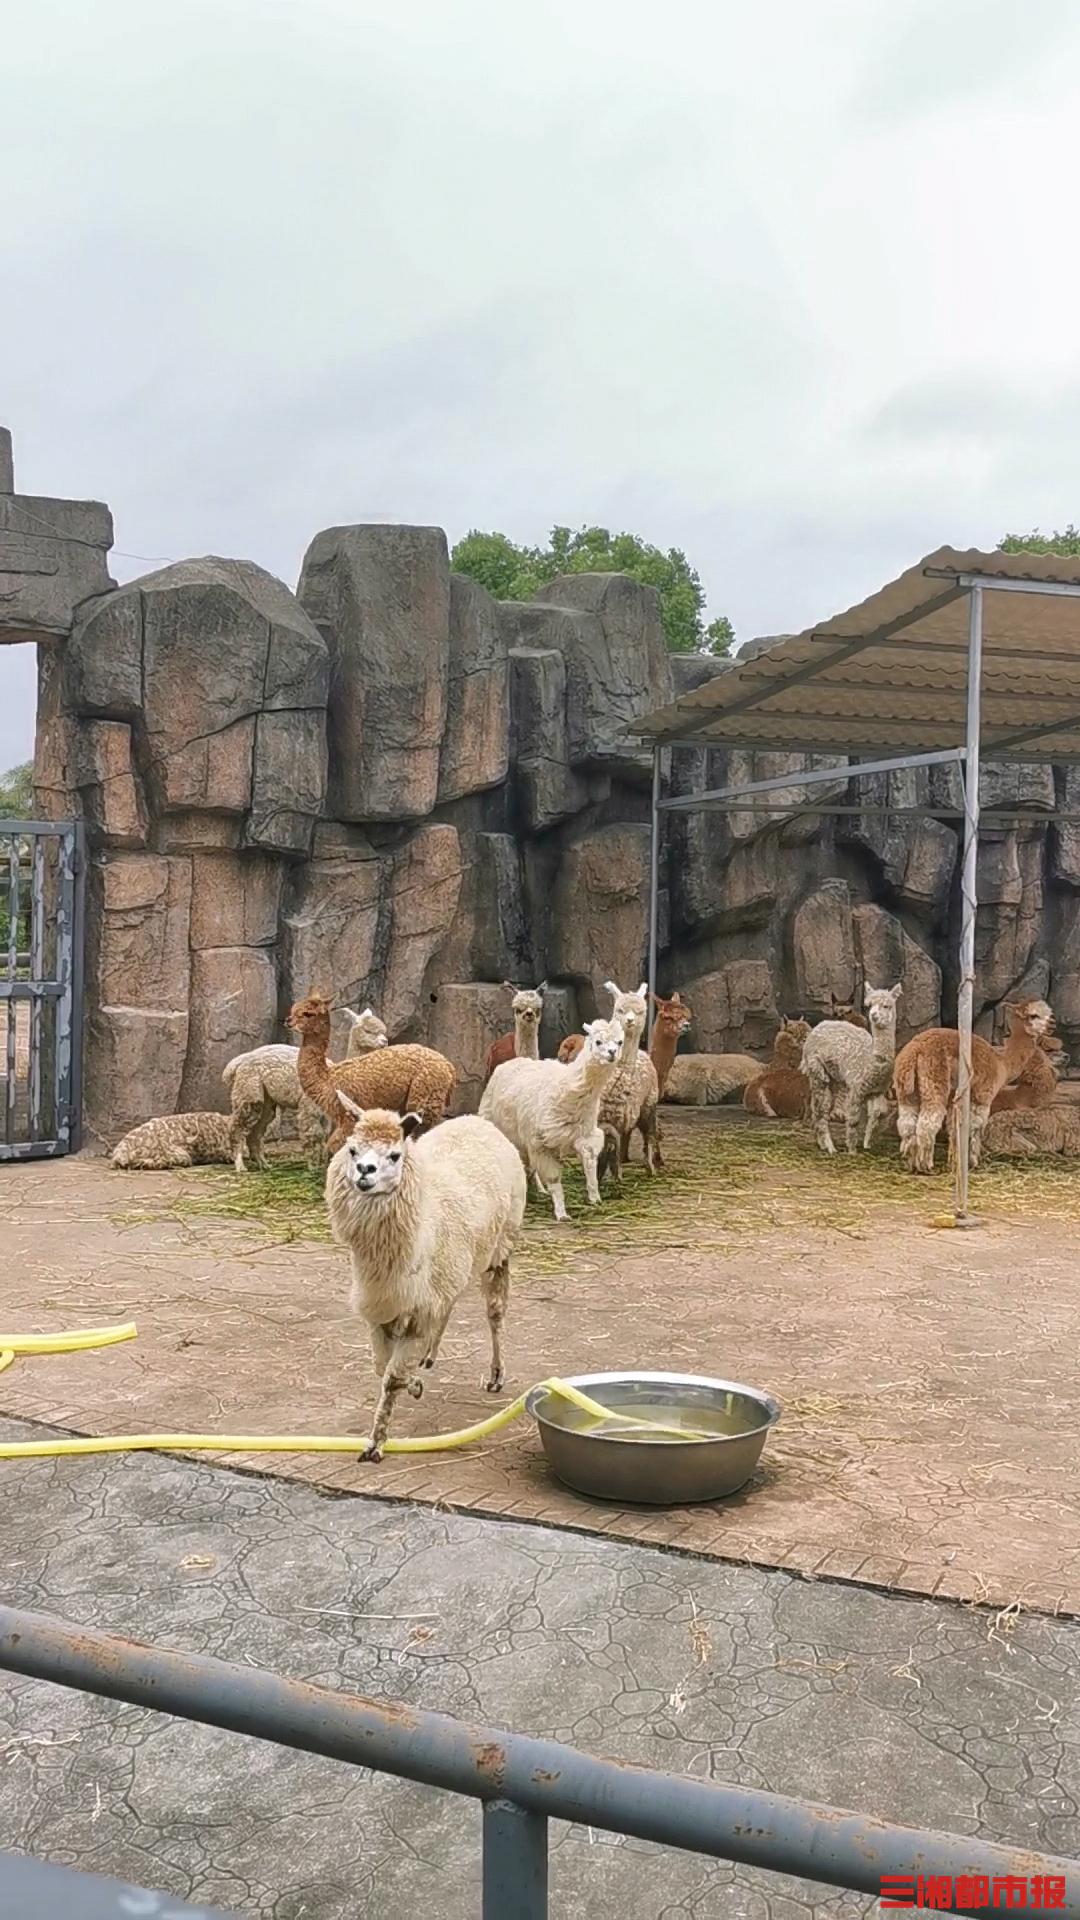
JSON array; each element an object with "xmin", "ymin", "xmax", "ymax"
[{"xmin": 0, "ymin": 1323, "xmax": 712, "ymax": 1460}]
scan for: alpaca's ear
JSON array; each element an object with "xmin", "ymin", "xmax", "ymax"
[
  {"xmin": 337, "ymin": 1091, "xmax": 364, "ymax": 1119},
  {"xmin": 342, "ymin": 1008, "xmax": 360, "ymax": 1026},
  {"xmin": 890, "ymin": 982, "xmax": 903, "ymax": 1000},
  {"xmin": 637, "ymin": 981, "xmax": 647, "ymax": 999},
  {"xmin": 361, "ymin": 1007, "xmax": 374, "ymax": 1020},
  {"xmin": 583, "ymin": 1021, "xmax": 595, "ymax": 1035},
  {"xmin": 401, "ymin": 1112, "xmax": 424, "ymax": 1140},
  {"xmin": 603, "ymin": 980, "xmax": 619, "ymax": 998},
  {"xmin": 671, "ymin": 991, "xmax": 683, "ymax": 1004},
  {"xmin": 537, "ymin": 980, "xmax": 548, "ymax": 995},
  {"xmin": 502, "ymin": 980, "xmax": 516, "ymax": 994}
]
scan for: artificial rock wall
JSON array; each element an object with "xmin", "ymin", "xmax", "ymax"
[{"xmin": 11, "ymin": 454, "xmax": 1080, "ymax": 1146}]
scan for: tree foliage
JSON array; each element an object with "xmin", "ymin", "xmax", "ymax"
[
  {"xmin": 998, "ymin": 525, "xmax": 1080, "ymax": 556},
  {"xmin": 0, "ymin": 761, "xmax": 33, "ymax": 818},
  {"xmin": 451, "ymin": 524, "xmax": 734, "ymax": 655}
]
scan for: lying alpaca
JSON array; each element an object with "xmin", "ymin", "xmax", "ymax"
[
  {"xmin": 111, "ymin": 1111, "xmax": 236, "ymax": 1170},
  {"xmin": 893, "ymin": 998, "xmax": 1053, "ymax": 1174},
  {"xmin": 326, "ymin": 1103, "xmax": 526, "ymax": 1458},
  {"xmin": 990, "ymin": 1028, "xmax": 1065, "ymax": 1112},
  {"xmin": 983, "ymin": 1102, "xmax": 1080, "ymax": 1157},
  {"xmin": 743, "ymin": 1018, "xmax": 811, "ymax": 1118},
  {"xmin": 663, "ymin": 1053, "xmax": 762, "ymax": 1105},
  {"xmin": 802, "ymin": 984, "xmax": 903, "ymax": 1155},
  {"xmin": 480, "ymin": 1018, "xmax": 624, "ymax": 1221}
]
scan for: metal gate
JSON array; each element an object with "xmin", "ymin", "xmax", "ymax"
[{"xmin": 0, "ymin": 819, "xmax": 83, "ymax": 1160}]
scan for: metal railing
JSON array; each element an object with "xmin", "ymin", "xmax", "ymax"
[{"xmin": 0, "ymin": 1603, "xmax": 1076, "ymax": 1919}]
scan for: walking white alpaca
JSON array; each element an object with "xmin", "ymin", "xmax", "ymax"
[
  {"xmin": 326, "ymin": 1103, "xmax": 526, "ymax": 1459},
  {"xmin": 479, "ymin": 1018, "xmax": 625, "ymax": 1221},
  {"xmin": 801, "ymin": 983, "xmax": 903, "ymax": 1155}
]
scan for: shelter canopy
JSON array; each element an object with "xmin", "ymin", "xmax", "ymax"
[{"xmin": 634, "ymin": 547, "xmax": 1080, "ymax": 765}]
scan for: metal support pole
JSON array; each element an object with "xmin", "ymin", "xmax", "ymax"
[
  {"xmin": 483, "ymin": 1799, "xmax": 548, "ymax": 1919},
  {"xmin": 647, "ymin": 745, "xmax": 661, "ymax": 1041},
  {"xmin": 955, "ymin": 585, "xmax": 983, "ymax": 1221}
]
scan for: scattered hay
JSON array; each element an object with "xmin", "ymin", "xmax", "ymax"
[{"xmin": 109, "ymin": 1114, "xmax": 1080, "ymax": 1266}]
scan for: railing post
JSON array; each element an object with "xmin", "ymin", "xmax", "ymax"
[{"xmin": 482, "ymin": 1798, "xmax": 548, "ymax": 1919}]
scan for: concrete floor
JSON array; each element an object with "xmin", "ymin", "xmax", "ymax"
[{"xmin": 1, "ymin": 1418, "xmax": 1078, "ymax": 1919}]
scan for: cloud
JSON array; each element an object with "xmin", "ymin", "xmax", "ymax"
[{"xmin": 4, "ymin": 0, "xmax": 1080, "ymax": 772}]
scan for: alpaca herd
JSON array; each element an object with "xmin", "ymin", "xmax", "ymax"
[{"xmin": 104, "ymin": 971, "xmax": 1074, "ymax": 1452}]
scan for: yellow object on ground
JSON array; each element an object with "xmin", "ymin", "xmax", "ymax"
[{"xmin": 0, "ymin": 1323, "xmax": 711, "ymax": 1460}]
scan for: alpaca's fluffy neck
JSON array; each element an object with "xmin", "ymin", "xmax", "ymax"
[
  {"xmin": 616, "ymin": 1021, "xmax": 641, "ymax": 1068},
  {"xmin": 295, "ymin": 1020, "xmax": 337, "ymax": 1115},
  {"xmin": 997, "ymin": 1020, "xmax": 1037, "ymax": 1080},
  {"xmin": 649, "ymin": 1020, "xmax": 680, "ymax": 1086},
  {"xmin": 513, "ymin": 1014, "xmax": 539, "ymax": 1060},
  {"xmin": 328, "ymin": 1154, "xmax": 428, "ymax": 1308}
]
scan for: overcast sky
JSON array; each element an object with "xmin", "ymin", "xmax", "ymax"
[{"xmin": 5, "ymin": 0, "xmax": 1080, "ymax": 770}]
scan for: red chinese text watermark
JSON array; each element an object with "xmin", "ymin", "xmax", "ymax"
[{"xmin": 881, "ymin": 1876, "xmax": 1067, "ymax": 1911}]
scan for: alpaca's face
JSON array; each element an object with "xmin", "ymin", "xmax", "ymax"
[
  {"xmin": 656, "ymin": 996, "xmax": 691, "ymax": 1036},
  {"xmin": 511, "ymin": 990, "xmax": 544, "ymax": 1029},
  {"xmin": 288, "ymin": 995, "xmax": 332, "ymax": 1035},
  {"xmin": 865, "ymin": 984, "xmax": 902, "ymax": 1034},
  {"xmin": 583, "ymin": 1018, "xmax": 624, "ymax": 1066},
  {"xmin": 351, "ymin": 1009, "xmax": 389, "ymax": 1049},
  {"xmin": 339, "ymin": 1110, "xmax": 421, "ymax": 1196}
]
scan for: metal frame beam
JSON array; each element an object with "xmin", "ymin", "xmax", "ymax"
[{"xmin": 658, "ymin": 748, "xmax": 963, "ymax": 813}]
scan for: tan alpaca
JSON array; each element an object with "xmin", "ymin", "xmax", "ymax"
[
  {"xmin": 287, "ymin": 992, "xmax": 456, "ymax": 1157},
  {"xmin": 743, "ymin": 1018, "xmax": 811, "ymax": 1119},
  {"xmin": 892, "ymin": 998, "xmax": 1053, "ymax": 1174},
  {"xmin": 648, "ymin": 991, "xmax": 692, "ymax": 1097},
  {"xmin": 990, "ymin": 1028, "xmax": 1065, "ymax": 1112},
  {"xmin": 983, "ymin": 1102, "xmax": 1080, "ymax": 1157}
]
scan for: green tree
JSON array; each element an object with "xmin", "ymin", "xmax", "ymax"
[
  {"xmin": 0, "ymin": 761, "xmax": 33, "ymax": 818},
  {"xmin": 998, "ymin": 525, "xmax": 1080, "ymax": 555},
  {"xmin": 451, "ymin": 524, "xmax": 734, "ymax": 654}
]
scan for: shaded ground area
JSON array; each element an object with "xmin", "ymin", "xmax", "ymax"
[
  {"xmin": 2, "ymin": 1417, "xmax": 1078, "ymax": 1920},
  {"xmin": 1, "ymin": 1111, "xmax": 1077, "ymax": 1613}
]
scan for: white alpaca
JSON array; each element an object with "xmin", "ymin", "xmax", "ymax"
[
  {"xmin": 479, "ymin": 1018, "xmax": 625, "ymax": 1221},
  {"xmin": 326, "ymin": 1102, "xmax": 526, "ymax": 1459},
  {"xmin": 598, "ymin": 980, "xmax": 661, "ymax": 1176},
  {"xmin": 226, "ymin": 1008, "xmax": 389, "ymax": 1171},
  {"xmin": 801, "ymin": 984, "xmax": 903, "ymax": 1155}
]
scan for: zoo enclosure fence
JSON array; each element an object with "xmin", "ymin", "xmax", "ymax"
[
  {"xmin": 0, "ymin": 1602, "xmax": 1076, "ymax": 1920},
  {"xmin": 635, "ymin": 549, "xmax": 1080, "ymax": 1222}
]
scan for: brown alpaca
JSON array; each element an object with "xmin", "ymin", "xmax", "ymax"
[
  {"xmin": 743, "ymin": 1018, "xmax": 811, "ymax": 1119},
  {"xmin": 892, "ymin": 998, "xmax": 1053, "ymax": 1174},
  {"xmin": 287, "ymin": 992, "xmax": 457, "ymax": 1156},
  {"xmin": 558, "ymin": 1033, "xmax": 585, "ymax": 1064},
  {"xmin": 828, "ymin": 995, "xmax": 870, "ymax": 1032},
  {"xmin": 990, "ymin": 1028, "xmax": 1065, "ymax": 1112},
  {"xmin": 648, "ymin": 991, "xmax": 692, "ymax": 1097}
]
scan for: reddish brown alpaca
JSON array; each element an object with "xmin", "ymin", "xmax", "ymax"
[
  {"xmin": 558, "ymin": 1033, "xmax": 585, "ymax": 1064},
  {"xmin": 990, "ymin": 1027, "xmax": 1065, "ymax": 1112},
  {"xmin": 892, "ymin": 998, "xmax": 1053, "ymax": 1174},
  {"xmin": 287, "ymin": 992, "xmax": 456, "ymax": 1156},
  {"xmin": 743, "ymin": 1018, "xmax": 812, "ymax": 1118},
  {"xmin": 648, "ymin": 991, "xmax": 692, "ymax": 1097}
]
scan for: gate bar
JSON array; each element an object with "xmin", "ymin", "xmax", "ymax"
[{"xmin": 0, "ymin": 1604, "xmax": 1076, "ymax": 1919}]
